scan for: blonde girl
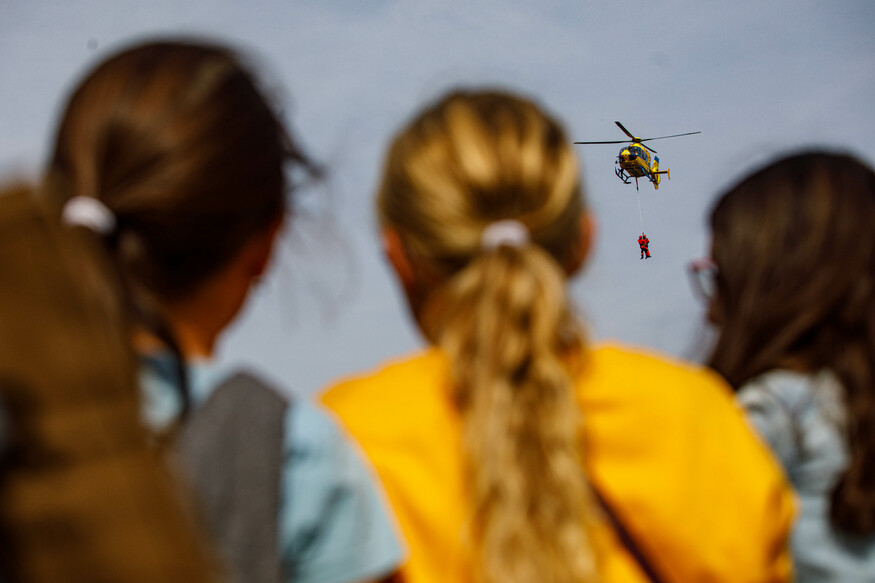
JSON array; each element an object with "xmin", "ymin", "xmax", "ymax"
[{"xmin": 322, "ymin": 89, "xmax": 796, "ymax": 583}]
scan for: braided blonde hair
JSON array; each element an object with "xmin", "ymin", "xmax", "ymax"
[{"xmin": 378, "ymin": 90, "xmax": 600, "ymax": 583}]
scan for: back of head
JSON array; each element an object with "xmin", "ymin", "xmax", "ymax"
[
  {"xmin": 378, "ymin": 90, "xmax": 598, "ymax": 583},
  {"xmin": 0, "ymin": 184, "xmax": 216, "ymax": 581},
  {"xmin": 46, "ymin": 38, "xmax": 315, "ymax": 303},
  {"xmin": 44, "ymin": 38, "xmax": 319, "ymax": 415},
  {"xmin": 707, "ymin": 151, "xmax": 875, "ymax": 535}
]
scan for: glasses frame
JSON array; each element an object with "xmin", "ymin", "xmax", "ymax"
[{"xmin": 687, "ymin": 257, "xmax": 718, "ymax": 303}]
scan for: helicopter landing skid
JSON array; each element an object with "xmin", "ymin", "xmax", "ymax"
[{"xmin": 615, "ymin": 166, "xmax": 631, "ymax": 185}]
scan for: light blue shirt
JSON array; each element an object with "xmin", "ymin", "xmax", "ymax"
[
  {"xmin": 739, "ymin": 370, "xmax": 875, "ymax": 582},
  {"xmin": 140, "ymin": 354, "xmax": 404, "ymax": 583}
]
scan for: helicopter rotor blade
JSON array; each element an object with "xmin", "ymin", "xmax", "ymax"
[
  {"xmin": 573, "ymin": 140, "xmax": 629, "ymax": 145},
  {"xmin": 615, "ymin": 121, "xmax": 638, "ymax": 141},
  {"xmin": 575, "ymin": 127, "xmax": 700, "ymax": 148},
  {"xmin": 639, "ymin": 130, "xmax": 702, "ymax": 142},
  {"xmin": 642, "ymin": 143, "xmax": 658, "ymax": 154}
]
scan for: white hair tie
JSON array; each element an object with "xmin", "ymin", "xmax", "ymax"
[
  {"xmin": 61, "ymin": 196, "xmax": 116, "ymax": 235},
  {"xmin": 481, "ymin": 219, "xmax": 529, "ymax": 249}
]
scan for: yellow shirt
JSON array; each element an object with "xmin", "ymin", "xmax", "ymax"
[{"xmin": 321, "ymin": 344, "xmax": 795, "ymax": 583}]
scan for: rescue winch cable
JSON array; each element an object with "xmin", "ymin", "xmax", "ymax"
[{"xmin": 635, "ymin": 187, "xmax": 645, "ymax": 232}]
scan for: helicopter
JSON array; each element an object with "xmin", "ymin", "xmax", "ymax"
[{"xmin": 574, "ymin": 121, "xmax": 700, "ymax": 190}]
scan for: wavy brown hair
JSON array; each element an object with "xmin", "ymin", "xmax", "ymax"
[
  {"xmin": 707, "ymin": 151, "xmax": 875, "ymax": 535},
  {"xmin": 378, "ymin": 90, "xmax": 598, "ymax": 583},
  {"xmin": 44, "ymin": 39, "xmax": 320, "ymax": 413},
  {"xmin": 0, "ymin": 184, "xmax": 217, "ymax": 582}
]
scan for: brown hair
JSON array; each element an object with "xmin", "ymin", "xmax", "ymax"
[
  {"xmin": 378, "ymin": 90, "xmax": 598, "ymax": 583},
  {"xmin": 0, "ymin": 184, "xmax": 217, "ymax": 582},
  {"xmin": 707, "ymin": 151, "xmax": 875, "ymax": 535},
  {"xmin": 45, "ymin": 39, "xmax": 320, "ymax": 411}
]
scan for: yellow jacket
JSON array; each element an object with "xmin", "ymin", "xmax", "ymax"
[{"xmin": 321, "ymin": 344, "xmax": 795, "ymax": 583}]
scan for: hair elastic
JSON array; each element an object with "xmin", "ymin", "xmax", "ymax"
[
  {"xmin": 61, "ymin": 196, "xmax": 116, "ymax": 235},
  {"xmin": 481, "ymin": 219, "xmax": 530, "ymax": 249}
]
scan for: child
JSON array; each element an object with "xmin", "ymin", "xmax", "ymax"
[
  {"xmin": 44, "ymin": 39, "xmax": 403, "ymax": 583},
  {"xmin": 705, "ymin": 151, "xmax": 875, "ymax": 581},
  {"xmin": 322, "ymin": 89, "xmax": 794, "ymax": 583}
]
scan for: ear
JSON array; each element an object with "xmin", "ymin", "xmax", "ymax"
[
  {"xmin": 381, "ymin": 227, "xmax": 435, "ymax": 340},
  {"xmin": 247, "ymin": 213, "xmax": 286, "ymax": 279},
  {"xmin": 566, "ymin": 212, "xmax": 596, "ymax": 276},
  {"xmin": 381, "ymin": 228, "xmax": 417, "ymax": 291}
]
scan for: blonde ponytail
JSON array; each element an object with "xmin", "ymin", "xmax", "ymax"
[
  {"xmin": 428, "ymin": 244, "xmax": 598, "ymax": 583},
  {"xmin": 379, "ymin": 90, "xmax": 600, "ymax": 583}
]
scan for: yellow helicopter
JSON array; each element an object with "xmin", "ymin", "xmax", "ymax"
[{"xmin": 574, "ymin": 121, "xmax": 700, "ymax": 190}]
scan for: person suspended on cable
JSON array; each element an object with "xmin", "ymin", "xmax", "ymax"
[{"xmin": 639, "ymin": 233, "xmax": 651, "ymax": 259}]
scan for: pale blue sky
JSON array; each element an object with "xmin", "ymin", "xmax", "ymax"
[{"xmin": 2, "ymin": 1, "xmax": 873, "ymax": 395}]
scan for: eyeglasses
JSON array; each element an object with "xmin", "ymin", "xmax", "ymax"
[{"xmin": 687, "ymin": 257, "xmax": 718, "ymax": 302}]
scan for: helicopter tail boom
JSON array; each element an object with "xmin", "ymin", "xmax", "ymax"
[{"xmin": 650, "ymin": 157, "xmax": 669, "ymax": 190}]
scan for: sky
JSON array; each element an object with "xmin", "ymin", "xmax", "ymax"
[{"xmin": 2, "ymin": 0, "xmax": 873, "ymax": 396}]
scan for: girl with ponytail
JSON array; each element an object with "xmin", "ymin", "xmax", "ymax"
[
  {"xmin": 704, "ymin": 151, "xmax": 875, "ymax": 581},
  {"xmin": 43, "ymin": 39, "xmax": 402, "ymax": 583},
  {"xmin": 321, "ymin": 89, "xmax": 795, "ymax": 583}
]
